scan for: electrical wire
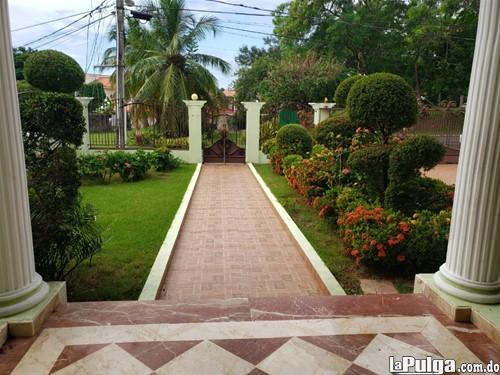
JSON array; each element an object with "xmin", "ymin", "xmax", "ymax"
[{"xmin": 203, "ymin": 0, "xmax": 277, "ymax": 13}]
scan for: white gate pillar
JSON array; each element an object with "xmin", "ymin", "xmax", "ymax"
[
  {"xmin": 0, "ymin": 0, "xmax": 49, "ymax": 317},
  {"xmin": 76, "ymin": 97, "xmax": 92, "ymax": 152},
  {"xmin": 183, "ymin": 98, "xmax": 206, "ymax": 164},
  {"xmin": 242, "ymin": 101, "xmax": 265, "ymax": 163},
  {"xmin": 434, "ymin": 0, "xmax": 500, "ymax": 304},
  {"xmin": 309, "ymin": 102, "xmax": 335, "ymax": 126}
]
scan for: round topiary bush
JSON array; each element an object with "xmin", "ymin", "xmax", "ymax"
[
  {"xmin": 346, "ymin": 73, "xmax": 417, "ymax": 141},
  {"xmin": 276, "ymin": 124, "xmax": 313, "ymax": 157},
  {"xmin": 314, "ymin": 112, "xmax": 357, "ymax": 149},
  {"xmin": 20, "ymin": 92, "xmax": 85, "ymax": 147},
  {"xmin": 334, "ymin": 75, "xmax": 363, "ymax": 108},
  {"xmin": 24, "ymin": 50, "xmax": 85, "ymax": 93}
]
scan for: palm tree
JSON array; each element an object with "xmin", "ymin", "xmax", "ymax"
[{"xmin": 101, "ymin": 0, "xmax": 231, "ymax": 138}]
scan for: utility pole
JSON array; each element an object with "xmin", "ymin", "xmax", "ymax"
[{"xmin": 116, "ymin": 0, "xmax": 126, "ymax": 148}]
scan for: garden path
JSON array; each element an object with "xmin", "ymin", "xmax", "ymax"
[{"xmin": 159, "ymin": 164, "xmax": 328, "ymax": 302}]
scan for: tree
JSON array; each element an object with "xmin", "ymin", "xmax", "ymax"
[
  {"xmin": 101, "ymin": 0, "xmax": 230, "ymax": 136},
  {"xmin": 13, "ymin": 47, "xmax": 36, "ymax": 80},
  {"xmin": 78, "ymin": 81, "xmax": 107, "ymax": 112}
]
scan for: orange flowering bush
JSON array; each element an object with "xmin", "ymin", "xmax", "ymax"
[
  {"xmin": 338, "ymin": 206, "xmax": 409, "ymax": 269},
  {"xmin": 338, "ymin": 205, "xmax": 451, "ymax": 274}
]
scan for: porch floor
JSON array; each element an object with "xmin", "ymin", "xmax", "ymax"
[
  {"xmin": 159, "ymin": 164, "xmax": 328, "ymax": 302},
  {"xmin": 2, "ymin": 294, "xmax": 499, "ymax": 374}
]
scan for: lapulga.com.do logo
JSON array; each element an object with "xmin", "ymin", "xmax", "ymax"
[{"xmin": 389, "ymin": 356, "xmax": 500, "ymax": 374}]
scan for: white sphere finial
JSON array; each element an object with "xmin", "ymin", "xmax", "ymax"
[{"xmin": 191, "ymin": 93, "xmax": 198, "ymax": 100}]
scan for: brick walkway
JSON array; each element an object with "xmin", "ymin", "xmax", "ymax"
[{"xmin": 159, "ymin": 164, "xmax": 328, "ymax": 302}]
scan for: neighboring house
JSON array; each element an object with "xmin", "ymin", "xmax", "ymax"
[
  {"xmin": 221, "ymin": 88, "xmax": 236, "ymax": 116},
  {"xmin": 85, "ymin": 73, "xmax": 113, "ymax": 98}
]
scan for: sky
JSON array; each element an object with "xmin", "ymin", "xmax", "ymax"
[{"xmin": 9, "ymin": 0, "xmax": 284, "ymax": 89}]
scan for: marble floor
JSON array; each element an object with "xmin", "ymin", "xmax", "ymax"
[{"xmin": 1, "ymin": 294, "xmax": 499, "ymax": 374}]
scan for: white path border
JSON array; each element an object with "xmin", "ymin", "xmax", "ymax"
[
  {"xmin": 248, "ymin": 163, "xmax": 346, "ymax": 296},
  {"xmin": 139, "ymin": 163, "xmax": 202, "ymax": 300}
]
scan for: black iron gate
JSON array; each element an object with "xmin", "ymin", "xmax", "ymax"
[{"xmin": 203, "ymin": 113, "xmax": 245, "ymax": 163}]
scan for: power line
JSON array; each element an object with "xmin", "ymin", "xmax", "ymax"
[
  {"xmin": 11, "ymin": 8, "xmax": 111, "ymax": 32},
  {"xmin": 23, "ymin": 0, "xmax": 110, "ymax": 47},
  {"xmin": 31, "ymin": 13, "xmax": 113, "ymax": 50},
  {"xmin": 203, "ymin": 0, "xmax": 277, "ymax": 13}
]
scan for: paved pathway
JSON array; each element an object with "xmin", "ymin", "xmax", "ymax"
[
  {"xmin": 423, "ymin": 163, "xmax": 457, "ymax": 185},
  {"xmin": 159, "ymin": 164, "xmax": 328, "ymax": 302}
]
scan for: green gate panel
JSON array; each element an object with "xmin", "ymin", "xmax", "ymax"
[{"xmin": 279, "ymin": 110, "xmax": 299, "ymax": 126}]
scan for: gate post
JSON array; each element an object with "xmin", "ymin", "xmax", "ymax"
[
  {"xmin": 183, "ymin": 99, "xmax": 207, "ymax": 163},
  {"xmin": 309, "ymin": 102, "xmax": 335, "ymax": 126},
  {"xmin": 242, "ymin": 101, "xmax": 265, "ymax": 163},
  {"xmin": 76, "ymin": 97, "xmax": 93, "ymax": 152}
]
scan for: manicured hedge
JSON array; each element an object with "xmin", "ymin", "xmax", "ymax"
[
  {"xmin": 334, "ymin": 75, "xmax": 363, "ymax": 108},
  {"xmin": 347, "ymin": 73, "xmax": 417, "ymax": 141},
  {"xmin": 276, "ymin": 124, "xmax": 313, "ymax": 157},
  {"xmin": 314, "ymin": 112, "xmax": 357, "ymax": 149},
  {"xmin": 24, "ymin": 50, "xmax": 84, "ymax": 93}
]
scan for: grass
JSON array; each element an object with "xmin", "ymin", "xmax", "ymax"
[
  {"xmin": 254, "ymin": 164, "xmax": 363, "ymax": 294},
  {"xmin": 67, "ymin": 164, "xmax": 196, "ymax": 301}
]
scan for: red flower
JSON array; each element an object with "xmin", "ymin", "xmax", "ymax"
[
  {"xmin": 378, "ymin": 250, "xmax": 386, "ymax": 257},
  {"xmin": 362, "ymin": 244, "xmax": 369, "ymax": 251},
  {"xmin": 337, "ymin": 218, "xmax": 343, "ymax": 225},
  {"xmin": 370, "ymin": 240, "xmax": 377, "ymax": 246},
  {"xmin": 397, "ymin": 254, "xmax": 406, "ymax": 262},
  {"xmin": 376, "ymin": 243, "xmax": 384, "ymax": 251},
  {"xmin": 342, "ymin": 168, "xmax": 351, "ymax": 176},
  {"xmin": 351, "ymin": 249, "xmax": 359, "ymax": 256}
]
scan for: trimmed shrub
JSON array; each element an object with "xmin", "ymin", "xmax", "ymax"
[
  {"xmin": 77, "ymin": 153, "xmax": 111, "ymax": 183},
  {"xmin": 336, "ymin": 187, "xmax": 370, "ymax": 213},
  {"xmin": 348, "ymin": 145, "xmax": 392, "ymax": 202},
  {"xmin": 261, "ymin": 138, "xmax": 278, "ymax": 157},
  {"xmin": 16, "ymin": 80, "xmax": 40, "ymax": 97},
  {"xmin": 347, "ymin": 73, "xmax": 417, "ymax": 141},
  {"xmin": 385, "ymin": 177, "xmax": 453, "ymax": 215},
  {"xmin": 276, "ymin": 124, "xmax": 313, "ymax": 157},
  {"xmin": 314, "ymin": 112, "xmax": 357, "ymax": 149},
  {"xmin": 24, "ymin": 50, "xmax": 84, "ymax": 93},
  {"xmin": 388, "ymin": 135, "xmax": 445, "ymax": 181},
  {"xmin": 404, "ymin": 210, "xmax": 450, "ymax": 273},
  {"xmin": 151, "ymin": 147, "xmax": 181, "ymax": 172},
  {"xmin": 20, "ymin": 92, "xmax": 85, "ymax": 147},
  {"xmin": 334, "ymin": 75, "xmax": 363, "ymax": 108},
  {"xmin": 270, "ymin": 152, "xmax": 285, "ymax": 175},
  {"xmin": 107, "ymin": 150, "xmax": 152, "ymax": 182}
]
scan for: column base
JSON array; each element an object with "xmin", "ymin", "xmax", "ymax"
[
  {"xmin": 0, "ymin": 273, "xmax": 49, "ymax": 318},
  {"xmin": 434, "ymin": 265, "xmax": 500, "ymax": 304}
]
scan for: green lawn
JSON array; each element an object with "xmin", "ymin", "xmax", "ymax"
[
  {"xmin": 254, "ymin": 164, "xmax": 362, "ymax": 294},
  {"xmin": 67, "ymin": 165, "xmax": 196, "ymax": 301}
]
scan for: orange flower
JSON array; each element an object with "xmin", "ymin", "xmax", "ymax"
[
  {"xmin": 351, "ymin": 249, "xmax": 359, "ymax": 256},
  {"xmin": 370, "ymin": 240, "xmax": 377, "ymax": 246},
  {"xmin": 362, "ymin": 244, "xmax": 369, "ymax": 251},
  {"xmin": 337, "ymin": 218, "xmax": 343, "ymax": 225},
  {"xmin": 398, "ymin": 222, "xmax": 410, "ymax": 233},
  {"xmin": 378, "ymin": 250, "xmax": 386, "ymax": 257}
]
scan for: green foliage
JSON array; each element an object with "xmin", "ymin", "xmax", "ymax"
[
  {"xmin": 24, "ymin": 50, "xmax": 84, "ymax": 93},
  {"xmin": 77, "ymin": 81, "xmax": 107, "ymax": 112},
  {"xmin": 77, "ymin": 153, "xmax": 111, "ymax": 183},
  {"xmin": 260, "ymin": 52, "xmax": 342, "ymax": 108},
  {"xmin": 348, "ymin": 145, "xmax": 392, "ymax": 201},
  {"xmin": 276, "ymin": 124, "xmax": 313, "ymax": 157},
  {"xmin": 388, "ymin": 135, "xmax": 446, "ymax": 181},
  {"xmin": 336, "ymin": 187, "xmax": 370, "ymax": 213},
  {"xmin": 404, "ymin": 210, "xmax": 450, "ymax": 273},
  {"xmin": 282, "ymin": 154, "xmax": 303, "ymax": 175},
  {"xmin": 270, "ymin": 152, "xmax": 285, "ymax": 175},
  {"xmin": 261, "ymin": 138, "xmax": 278, "ymax": 156},
  {"xmin": 314, "ymin": 112, "xmax": 357, "ymax": 149},
  {"xmin": 260, "ymin": 120, "xmax": 279, "ymax": 145},
  {"xmin": 334, "ymin": 75, "xmax": 363, "ymax": 108},
  {"xmin": 150, "ymin": 147, "xmax": 181, "ymax": 172},
  {"xmin": 106, "ymin": 150, "xmax": 152, "ymax": 182},
  {"xmin": 347, "ymin": 73, "xmax": 417, "ymax": 141},
  {"xmin": 20, "ymin": 86, "xmax": 101, "ymax": 280},
  {"xmin": 19, "ymin": 92, "xmax": 85, "ymax": 148},
  {"xmin": 385, "ymin": 177, "xmax": 453, "ymax": 215},
  {"xmin": 13, "ymin": 47, "xmax": 36, "ymax": 80},
  {"xmin": 16, "ymin": 80, "xmax": 41, "ymax": 99}
]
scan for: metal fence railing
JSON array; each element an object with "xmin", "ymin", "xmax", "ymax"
[
  {"xmin": 408, "ymin": 109, "xmax": 465, "ymax": 149},
  {"xmin": 88, "ymin": 106, "xmax": 189, "ymax": 150}
]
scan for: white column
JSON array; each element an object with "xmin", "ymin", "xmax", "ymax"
[
  {"xmin": 183, "ymin": 99, "xmax": 206, "ymax": 163},
  {"xmin": 0, "ymin": 0, "xmax": 49, "ymax": 317},
  {"xmin": 76, "ymin": 97, "xmax": 92, "ymax": 152},
  {"xmin": 242, "ymin": 101, "xmax": 265, "ymax": 163},
  {"xmin": 434, "ymin": 0, "xmax": 500, "ymax": 304},
  {"xmin": 308, "ymin": 102, "xmax": 335, "ymax": 126}
]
